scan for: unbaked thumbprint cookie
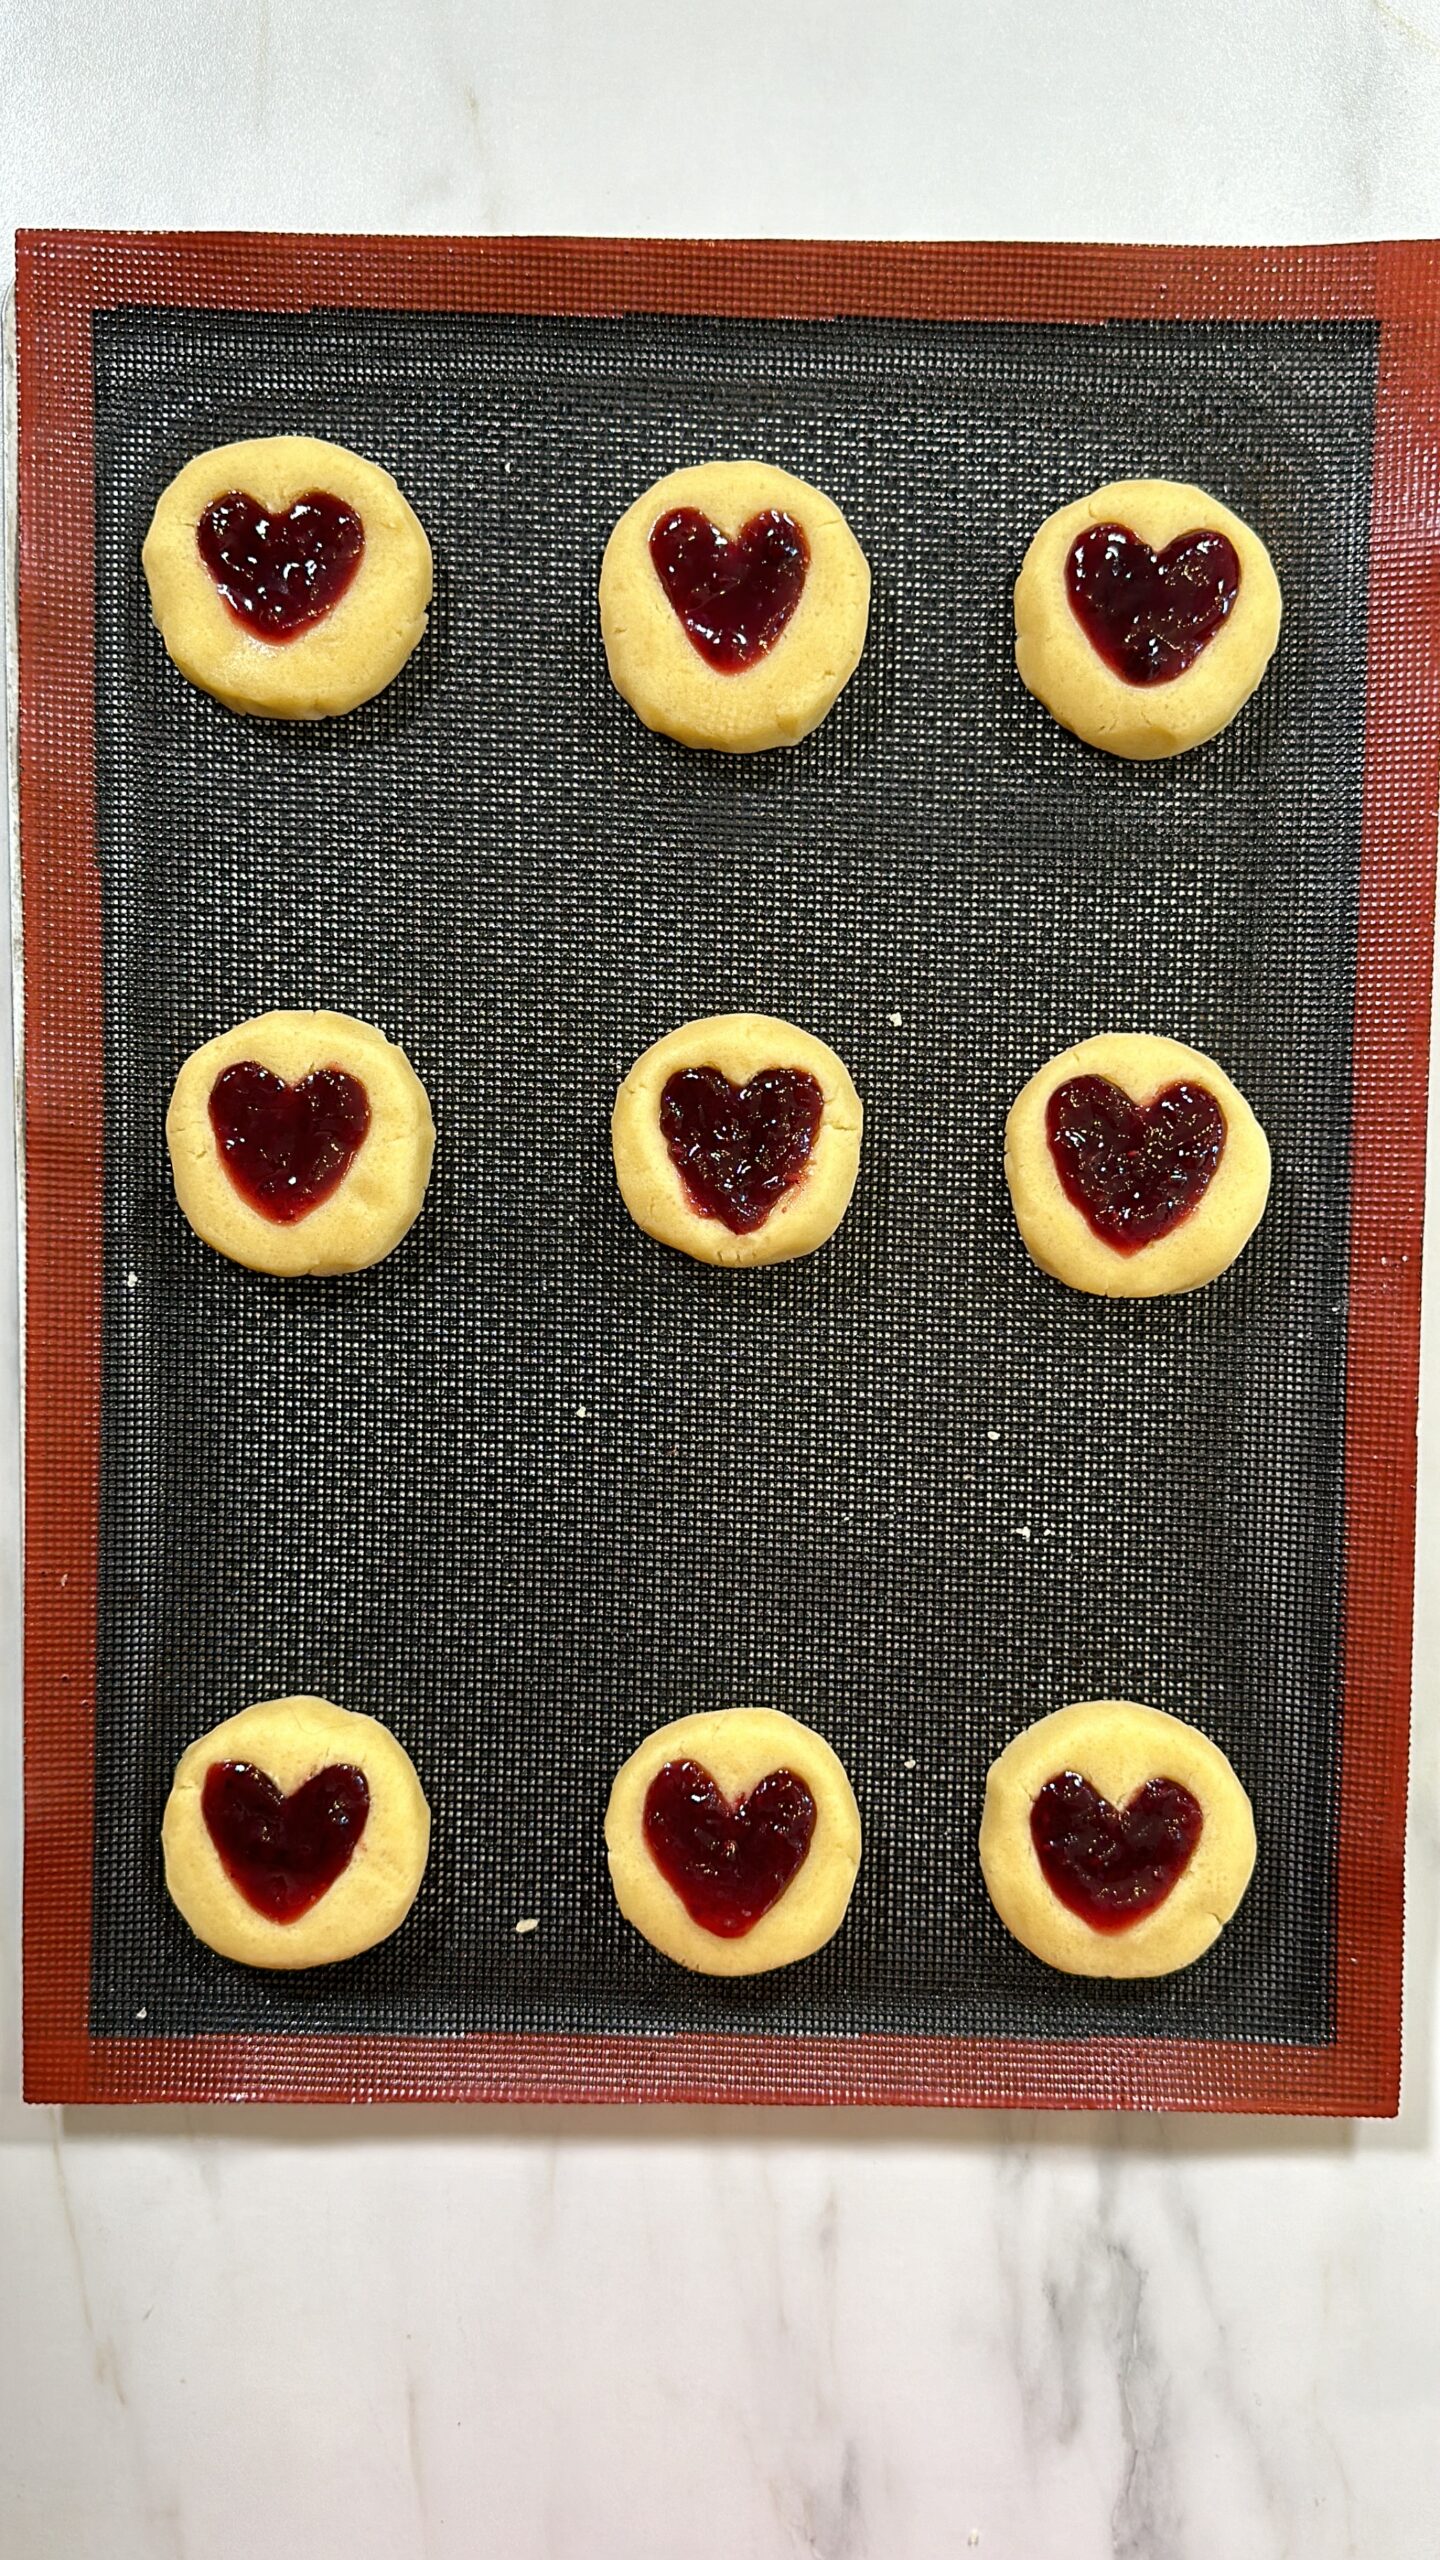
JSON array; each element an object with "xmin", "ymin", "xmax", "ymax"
[
  {"xmin": 979, "ymin": 1698, "xmax": 1256, "ymax": 1978},
  {"xmin": 606, "ymin": 1708, "xmax": 862, "ymax": 1976},
  {"xmin": 167, "ymin": 1008, "xmax": 435, "ymax": 1276},
  {"xmin": 612, "ymin": 1012, "xmax": 863, "ymax": 1267},
  {"xmin": 599, "ymin": 460, "xmax": 871, "ymax": 752},
  {"xmin": 163, "ymin": 1694, "xmax": 432, "ymax": 1969},
  {"xmin": 143, "ymin": 435, "xmax": 432, "ymax": 718},
  {"xmin": 1014, "ymin": 478, "xmax": 1281, "ymax": 758},
  {"xmin": 1004, "ymin": 1032, "xmax": 1270, "ymax": 1298}
]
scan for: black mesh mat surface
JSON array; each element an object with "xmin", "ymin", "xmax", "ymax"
[{"xmin": 89, "ymin": 307, "xmax": 1374, "ymax": 2049}]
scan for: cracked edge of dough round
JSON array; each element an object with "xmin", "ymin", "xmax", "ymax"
[
  {"xmin": 599, "ymin": 459, "xmax": 871, "ymax": 753},
  {"xmin": 605, "ymin": 1707, "xmax": 863, "ymax": 1976},
  {"xmin": 611, "ymin": 1011, "xmax": 863, "ymax": 1268},
  {"xmin": 161, "ymin": 1694, "xmax": 432, "ymax": 1969},
  {"xmin": 979, "ymin": 1697, "xmax": 1257, "ymax": 1978},
  {"xmin": 1004, "ymin": 1031, "xmax": 1270, "ymax": 1298},
  {"xmin": 142, "ymin": 434, "xmax": 432, "ymax": 719},
  {"xmin": 166, "ymin": 1007, "xmax": 436, "ymax": 1277},
  {"xmin": 1014, "ymin": 478, "xmax": 1281, "ymax": 759}
]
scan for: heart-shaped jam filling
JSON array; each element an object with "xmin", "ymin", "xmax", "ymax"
[
  {"xmin": 644, "ymin": 1759, "xmax": 817, "ymax": 1937},
  {"xmin": 649, "ymin": 507, "xmax": 809, "ymax": 671},
  {"xmin": 209, "ymin": 1061, "xmax": 370, "ymax": 1223},
  {"xmin": 196, "ymin": 490, "xmax": 365, "ymax": 640},
  {"xmin": 201, "ymin": 1760, "xmax": 370, "ymax": 1922},
  {"xmin": 660, "ymin": 1066, "xmax": 824, "ymax": 1234},
  {"xmin": 1030, "ymin": 1771, "xmax": 1203, "ymax": 1930},
  {"xmin": 1046, "ymin": 1073, "xmax": 1225, "ymax": 1251},
  {"xmin": 1066, "ymin": 523, "xmax": 1240, "ymax": 685}
]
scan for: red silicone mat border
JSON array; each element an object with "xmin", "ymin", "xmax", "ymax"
[{"xmin": 17, "ymin": 232, "xmax": 1435, "ymax": 2110}]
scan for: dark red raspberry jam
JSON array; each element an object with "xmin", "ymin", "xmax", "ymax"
[
  {"xmin": 660, "ymin": 1066, "xmax": 824, "ymax": 1235},
  {"xmin": 1045, "ymin": 1074, "xmax": 1225, "ymax": 1251},
  {"xmin": 643, "ymin": 1760, "xmax": 817, "ymax": 1937},
  {"xmin": 1066, "ymin": 522, "xmax": 1240, "ymax": 685},
  {"xmin": 649, "ymin": 507, "xmax": 809, "ymax": 671},
  {"xmin": 1030, "ymin": 1771, "xmax": 1204, "ymax": 1930},
  {"xmin": 197, "ymin": 490, "xmax": 365, "ymax": 640},
  {"xmin": 201, "ymin": 1760, "xmax": 370, "ymax": 1923},
  {"xmin": 208, "ymin": 1062, "xmax": 370, "ymax": 1223}
]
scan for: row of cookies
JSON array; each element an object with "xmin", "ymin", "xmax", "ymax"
[
  {"xmin": 168, "ymin": 1005, "xmax": 1270, "ymax": 1297},
  {"xmin": 144, "ymin": 434, "xmax": 1282, "ymax": 762},
  {"xmin": 163, "ymin": 1692, "xmax": 1257, "ymax": 1983}
]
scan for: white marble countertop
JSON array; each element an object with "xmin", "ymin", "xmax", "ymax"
[{"xmin": 2, "ymin": 5, "xmax": 1439, "ymax": 2554}]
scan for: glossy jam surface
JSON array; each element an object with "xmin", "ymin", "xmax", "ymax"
[
  {"xmin": 1046, "ymin": 1074, "xmax": 1225, "ymax": 1252},
  {"xmin": 1065, "ymin": 522, "xmax": 1240, "ymax": 685},
  {"xmin": 643, "ymin": 1759, "xmax": 817, "ymax": 1937},
  {"xmin": 660, "ymin": 1066, "xmax": 825, "ymax": 1235},
  {"xmin": 197, "ymin": 490, "xmax": 365, "ymax": 641},
  {"xmin": 209, "ymin": 1062, "xmax": 370, "ymax": 1223},
  {"xmin": 1031, "ymin": 1771, "xmax": 1204, "ymax": 1931},
  {"xmin": 649, "ymin": 507, "xmax": 809, "ymax": 671},
  {"xmin": 201, "ymin": 1760, "xmax": 370, "ymax": 1923}
]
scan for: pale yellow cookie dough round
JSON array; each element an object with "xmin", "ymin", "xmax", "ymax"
[
  {"xmin": 611, "ymin": 1011, "xmax": 863, "ymax": 1269},
  {"xmin": 605, "ymin": 1707, "xmax": 862, "ymax": 1977},
  {"xmin": 599, "ymin": 459, "xmax": 871, "ymax": 753},
  {"xmin": 979, "ymin": 1698, "xmax": 1256, "ymax": 1978},
  {"xmin": 1014, "ymin": 478, "xmax": 1281, "ymax": 758},
  {"xmin": 166, "ymin": 1007, "xmax": 435, "ymax": 1278},
  {"xmin": 1004, "ymin": 1031, "xmax": 1270, "ymax": 1299},
  {"xmin": 143, "ymin": 434, "xmax": 432, "ymax": 718},
  {"xmin": 162, "ymin": 1694, "xmax": 432, "ymax": 1969}
]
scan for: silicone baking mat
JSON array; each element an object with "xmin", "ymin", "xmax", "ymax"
[{"xmin": 16, "ymin": 235, "xmax": 1436, "ymax": 2110}]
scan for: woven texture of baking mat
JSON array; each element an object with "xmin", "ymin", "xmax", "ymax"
[{"xmin": 80, "ymin": 302, "xmax": 1373, "ymax": 2058}]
